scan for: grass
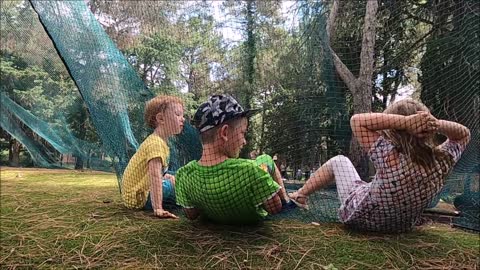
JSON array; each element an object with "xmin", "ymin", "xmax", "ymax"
[{"xmin": 0, "ymin": 167, "xmax": 478, "ymax": 269}]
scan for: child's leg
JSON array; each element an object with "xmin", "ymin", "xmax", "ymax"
[
  {"xmin": 255, "ymin": 155, "xmax": 290, "ymax": 202},
  {"xmin": 162, "ymin": 179, "xmax": 175, "ymax": 203},
  {"xmin": 292, "ymin": 155, "xmax": 363, "ymax": 204},
  {"xmin": 271, "ymin": 162, "xmax": 290, "ymax": 202}
]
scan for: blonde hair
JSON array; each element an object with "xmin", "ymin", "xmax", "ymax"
[
  {"xmin": 382, "ymin": 99, "xmax": 452, "ymax": 168},
  {"xmin": 144, "ymin": 95, "xmax": 183, "ymax": 129}
]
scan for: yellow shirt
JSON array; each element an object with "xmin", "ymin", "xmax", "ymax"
[{"xmin": 121, "ymin": 134, "xmax": 169, "ymax": 209}]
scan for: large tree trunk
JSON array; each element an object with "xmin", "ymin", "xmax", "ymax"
[
  {"xmin": 355, "ymin": 0, "xmax": 377, "ymax": 113},
  {"xmin": 74, "ymin": 112, "xmax": 88, "ymax": 170},
  {"xmin": 245, "ymin": 0, "xmax": 256, "ymax": 109},
  {"xmin": 240, "ymin": 0, "xmax": 257, "ymax": 158},
  {"xmin": 327, "ymin": 0, "xmax": 379, "ymax": 178},
  {"xmin": 9, "ymin": 139, "xmax": 21, "ymax": 167},
  {"xmin": 74, "ymin": 156, "xmax": 84, "ymax": 170}
]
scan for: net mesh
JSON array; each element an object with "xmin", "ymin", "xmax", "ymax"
[{"xmin": 0, "ymin": 0, "xmax": 478, "ymax": 232}]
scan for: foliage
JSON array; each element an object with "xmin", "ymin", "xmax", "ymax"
[
  {"xmin": 1, "ymin": 0, "xmax": 478, "ymax": 175},
  {"xmin": 258, "ymin": 2, "xmax": 350, "ymax": 170},
  {"xmin": 420, "ymin": 0, "xmax": 479, "ymax": 126}
]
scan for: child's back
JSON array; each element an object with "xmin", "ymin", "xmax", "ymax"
[
  {"xmin": 176, "ymin": 158, "xmax": 280, "ymax": 224},
  {"xmin": 122, "ymin": 134, "xmax": 169, "ymax": 209}
]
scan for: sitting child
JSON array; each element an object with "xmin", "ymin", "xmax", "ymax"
[
  {"xmin": 121, "ymin": 95, "xmax": 185, "ymax": 219},
  {"xmin": 175, "ymin": 94, "xmax": 291, "ymax": 225},
  {"xmin": 289, "ymin": 99, "xmax": 470, "ymax": 232}
]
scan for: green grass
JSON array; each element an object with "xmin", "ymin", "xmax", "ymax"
[{"xmin": 1, "ymin": 168, "xmax": 478, "ymax": 269}]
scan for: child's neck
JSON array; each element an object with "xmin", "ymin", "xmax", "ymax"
[
  {"xmin": 198, "ymin": 145, "xmax": 229, "ymax": 166},
  {"xmin": 153, "ymin": 126, "xmax": 171, "ymax": 141}
]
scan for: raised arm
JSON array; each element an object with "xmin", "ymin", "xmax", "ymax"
[
  {"xmin": 350, "ymin": 112, "xmax": 438, "ymax": 150},
  {"xmin": 437, "ymin": 120, "xmax": 470, "ymax": 148},
  {"xmin": 148, "ymin": 158, "xmax": 178, "ymax": 219}
]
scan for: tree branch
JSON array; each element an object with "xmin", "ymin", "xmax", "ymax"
[
  {"xmin": 326, "ymin": 0, "xmax": 339, "ymax": 40},
  {"xmin": 358, "ymin": 0, "xmax": 379, "ymax": 85},
  {"xmin": 329, "ymin": 47, "xmax": 357, "ymax": 92},
  {"xmin": 326, "ymin": 0, "xmax": 356, "ymax": 92}
]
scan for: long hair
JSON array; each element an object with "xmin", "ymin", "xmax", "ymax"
[{"xmin": 381, "ymin": 99, "xmax": 452, "ymax": 168}]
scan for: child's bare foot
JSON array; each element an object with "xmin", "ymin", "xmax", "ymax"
[{"xmin": 288, "ymin": 191, "xmax": 309, "ymax": 210}]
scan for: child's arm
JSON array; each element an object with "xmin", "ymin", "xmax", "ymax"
[
  {"xmin": 351, "ymin": 112, "xmax": 438, "ymax": 150},
  {"xmin": 263, "ymin": 194, "xmax": 282, "ymax": 215},
  {"xmin": 437, "ymin": 120, "xmax": 470, "ymax": 148},
  {"xmin": 148, "ymin": 158, "xmax": 178, "ymax": 219}
]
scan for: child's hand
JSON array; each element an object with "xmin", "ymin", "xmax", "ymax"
[
  {"xmin": 164, "ymin": 174, "xmax": 175, "ymax": 185},
  {"xmin": 405, "ymin": 111, "xmax": 438, "ymax": 138},
  {"xmin": 154, "ymin": 209, "xmax": 179, "ymax": 219}
]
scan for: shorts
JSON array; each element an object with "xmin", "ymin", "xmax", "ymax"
[{"xmin": 143, "ymin": 179, "xmax": 175, "ymax": 210}]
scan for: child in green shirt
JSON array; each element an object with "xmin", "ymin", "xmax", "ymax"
[{"xmin": 175, "ymin": 94, "xmax": 291, "ymax": 224}]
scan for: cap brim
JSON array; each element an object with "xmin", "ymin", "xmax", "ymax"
[{"xmin": 242, "ymin": 109, "xmax": 260, "ymax": 118}]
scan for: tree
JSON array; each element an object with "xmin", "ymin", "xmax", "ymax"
[
  {"xmin": 126, "ymin": 33, "xmax": 183, "ymax": 89},
  {"xmin": 221, "ymin": 0, "xmax": 284, "ymax": 157},
  {"xmin": 87, "ymin": 0, "xmax": 179, "ymax": 50},
  {"xmin": 325, "ymin": 0, "xmax": 378, "ymax": 176},
  {"xmin": 327, "ymin": 0, "xmax": 378, "ymax": 114},
  {"xmin": 259, "ymin": 1, "xmax": 351, "ymax": 171},
  {"xmin": 420, "ymin": 0, "xmax": 479, "ymax": 165},
  {"xmin": 175, "ymin": 8, "xmax": 225, "ymax": 102}
]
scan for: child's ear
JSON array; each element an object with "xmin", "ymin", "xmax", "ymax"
[
  {"xmin": 219, "ymin": 125, "xmax": 229, "ymax": 142},
  {"xmin": 155, "ymin": 112, "xmax": 164, "ymax": 125}
]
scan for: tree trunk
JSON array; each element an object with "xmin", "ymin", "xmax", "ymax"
[
  {"xmin": 327, "ymin": 0, "xmax": 379, "ymax": 178},
  {"xmin": 74, "ymin": 111, "xmax": 88, "ymax": 170},
  {"xmin": 326, "ymin": 0, "xmax": 340, "ymax": 41},
  {"xmin": 86, "ymin": 150, "xmax": 92, "ymax": 169},
  {"xmin": 188, "ymin": 62, "xmax": 196, "ymax": 98},
  {"xmin": 74, "ymin": 156, "xmax": 84, "ymax": 170},
  {"xmin": 9, "ymin": 139, "xmax": 21, "ymax": 167},
  {"xmin": 356, "ymin": 0, "xmax": 378, "ymax": 113},
  {"xmin": 240, "ymin": 0, "xmax": 257, "ymax": 158},
  {"xmin": 245, "ymin": 0, "xmax": 256, "ymax": 109}
]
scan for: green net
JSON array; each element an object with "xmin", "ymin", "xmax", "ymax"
[
  {"xmin": 0, "ymin": 0, "xmax": 478, "ymax": 232},
  {"xmin": 1, "ymin": 1, "xmax": 201, "ymax": 180}
]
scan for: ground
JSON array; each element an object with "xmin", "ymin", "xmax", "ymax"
[{"xmin": 0, "ymin": 167, "xmax": 478, "ymax": 269}]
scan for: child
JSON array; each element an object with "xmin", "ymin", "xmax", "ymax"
[
  {"xmin": 175, "ymin": 94, "xmax": 292, "ymax": 225},
  {"xmin": 289, "ymin": 99, "xmax": 470, "ymax": 232},
  {"xmin": 121, "ymin": 95, "xmax": 185, "ymax": 219}
]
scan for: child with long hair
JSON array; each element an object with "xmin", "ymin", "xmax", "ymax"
[{"xmin": 289, "ymin": 99, "xmax": 470, "ymax": 232}]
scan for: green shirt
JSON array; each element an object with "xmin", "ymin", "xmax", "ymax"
[{"xmin": 176, "ymin": 158, "xmax": 280, "ymax": 225}]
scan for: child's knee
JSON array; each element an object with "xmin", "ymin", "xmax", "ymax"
[
  {"xmin": 255, "ymin": 154, "xmax": 275, "ymax": 174},
  {"xmin": 162, "ymin": 180, "xmax": 175, "ymax": 200},
  {"xmin": 255, "ymin": 154, "xmax": 273, "ymax": 163},
  {"xmin": 331, "ymin": 155, "xmax": 351, "ymax": 165}
]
